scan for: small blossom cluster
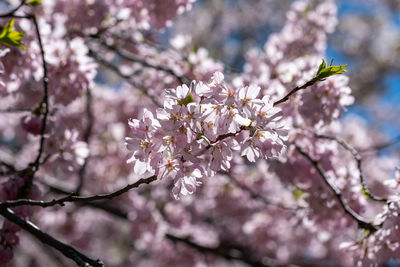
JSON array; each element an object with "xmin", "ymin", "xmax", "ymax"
[
  {"xmin": 47, "ymin": 0, "xmax": 195, "ymax": 36},
  {"xmin": 45, "ymin": 37, "xmax": 97, "ymax": 106},
  {"xmin": 340, "ymin": 199, "xmax": 400, "ymax": 266},
  {"xmin": 126, "ymin": 72, "xmax": 289, "ymax": 198},
  {"xmin": 242, "ymin": 1, "xmax": 353, "ymax": 128},
  {"xmin": 44, "ymin": 128, "xmax": 89, "ymax": 173}
]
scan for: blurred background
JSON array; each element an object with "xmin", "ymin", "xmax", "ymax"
[{"xmin": 2, "ymin": 0, "xmax": 400, "ymax": 266}]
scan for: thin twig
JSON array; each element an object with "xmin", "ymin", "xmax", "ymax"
[
  {"xmin": 315, "ymin": 134, "xmax": 387, "ymax": 202},
  {"xmin": 39, "ymin": 179, "xmax": 130, "ymax": 219},
  {"xmin": 0, "ymin": 208, "xmax": 105, "ymax": 267},
  {"xmin": 0, "ymin": 160, "xmax": 16, "ymax": 173},
  {"xmin": 0, "ymin": 175, "xmax": 157, "ymax": 208},
  {"xmin": 98, "ymin": 39, "xmax": 190, "ymax": 85},
  {"xmin": 88, "ymin": 49, "xmax": 162, "ymax": 107},
  {"xmin": 295, "ymin": 146, "xmax": 378, "ymax": 231},
  {"xmin": 201, "ymin": 126, "xmax": 246, "ymax": 152},
  {"xmin": 225, "ymin": 173, "xmax": 304, "ymax": 210},
  {"xmin": 29, "ymin": 14, "xmax": 49, "ymax": 174},
  {"xmin": 273, "ymin": 80, "xmax": 314, "ymax": 106},
  {"xmin": 360, "ymin": 135, "xmax": 400, "ymax": 152},
  {"xmin": 0, "ymin": 0, "xmax": 25, "ymax": 17}
]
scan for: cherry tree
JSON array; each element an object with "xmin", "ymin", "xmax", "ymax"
[{"xmin": 0, "ymin": 0, "xmax": 399, "ymax": 266}]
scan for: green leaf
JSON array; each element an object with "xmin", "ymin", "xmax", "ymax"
[
  {"xmin": 361, "ymin": 187, "xmax": 370, "ymax": 199},
  {"xmin": 177, "ymin": 92, "xmax": 194, "ymax": 106},
  {"xmin": 0, "ymin": 19, "xmax": 27, "ymax": 49},
  {"xmin": 316, "ymin": 59, "xmax": 326, "ymax": 75},
  {"xmin": 312, "ymin": 59, "xmax": 347, "ymax": 82},
  {"xmin": 359, "ymin": 229, "xmax": 371, "ymax": 241},
  {"xmin": 27, "ymin": 0, "xmax": 42, "ymax": 6},
  {"xmin": 292, "ymin": 187, "xmax": 306, "ymax": 199}
]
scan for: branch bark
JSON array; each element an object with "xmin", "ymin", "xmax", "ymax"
[
  {"xmin": 273, "ymin": 80, "xmax": 315, "ymax": 106},
  {"xmin": 0, "ymin": 176, "xmax": 157, "ymax": 208},
  {"xmin": 315, "ymin": 134, "xmax": 387, "ymax": 202},
  {"xmin": 0, "ymin": 208, "xmax": 105, "ymax": 267},
  {"xmin": 296, "ymin": 146, "xmax": 378, "ymax": 231}
]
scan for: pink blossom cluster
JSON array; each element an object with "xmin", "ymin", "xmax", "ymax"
[
  {"xmin": 242, "ymin": 1, "xmax": 353, "ymax": 128},
  {"xmin": 47, "ymin": 0, "xmax": 195, "ymax": 35},
  {"xmin": 45, "ymin": 37, "xmax": 97, "ymax": 106},
  {"xmin": 126, "ymin": 72, "xmax": 288, "ymax": 198}
]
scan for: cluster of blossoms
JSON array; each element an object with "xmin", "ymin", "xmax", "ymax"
[
  {"xmin": 45, "ymin": 37, "xmax": 97, "ymax": 106},
  {"xmin": 47, "ymin": 0, "xmax": 194, "ymax": 35},
  {"xmin": 242, "ymin": 1, "xmax": 353, "ymax": 128},
  {"xmin": 341, "ymin": 199, "xmax": 400, "ymax": 266},
  {"xmin": 126, "ymin": 72, "xmax": 289, "ymax": 198}
]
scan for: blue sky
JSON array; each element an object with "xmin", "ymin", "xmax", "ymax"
[{"xmin": 332, "ymin": 1, "xmax": 400, "ymax": 140}]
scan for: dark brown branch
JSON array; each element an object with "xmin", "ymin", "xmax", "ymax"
[
  {"xmin": 29, "ymin": 14, "xmax": 50, "ymax": 174},
  {"xmin": 0, "ymin": 175, "xmax": 157, "ymax": 208},
  {"xmin": 315, "ymin": 134, "xmax": 387, "ymax": 202},
  {"xmin": 38, "ymin": 180, "xmax": 129, "ymax": 219},
  {"xmin": 295, "ymin": 146, "xmax": 378, "ymax": 231},
  {"xmin": 273, "ymin": 80, "xmax": 314, "ymax": 106},
  {"xmin": 0, "ymin": 14, "xmax": 51, "ymax": 174},
  {"xmin": 0, "ymin": 208, "xmax": 104, "ymax": 267},
  {"xmin": 0, "ymin": 160, "xmax": 16, "ymax": 174}
]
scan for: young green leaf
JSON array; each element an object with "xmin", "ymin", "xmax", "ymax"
[
  {"xmin": 177, "ymin": 92, "xmax": 194, "ymax": 106},
  {"xmin": 292, "ymin": 187, "xmax": 307, "ymax": 199},
  {"xmin": 312, "ymin": 59, "xmax": 347, "ymax": 82},
  {"xmin": 27, "ymin": 0, "xmax": 42, "ymax": 6},
  {"xmin": 0, "ymin": 19, "xmax": 27, "ymax": 50}
]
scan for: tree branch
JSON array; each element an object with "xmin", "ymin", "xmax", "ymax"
[
  {"xmin": 0, "ymin": 160, "xmax": 16, "ymax": 175},
  {"xmin": 0, "ymin": 208, "xmax": 104, "ymax": 267},
  {"xmin": 273, "ymin": 80, "xmax": 314, "ymax": 106},
  {"xmin": 0, "ymin": 176, "xmax": 157, "ymax": 208},
  {"xmin": 295, "ymin": 146, "xmax": 379, "ymax": 231},
  {"xmin": 0, "ymin": 0, "xmax": 25, "ymax": 17},
  {"xmin": 27, "ymin": 14, "xmax": 50, "ymax": 175},
  {"xmin": 315, "ymin": 134, "xmax": 387, "ymax": 202},
  {"xmin": 360, "ymin": 135, "xmax": 400, "ymax": 152}
]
